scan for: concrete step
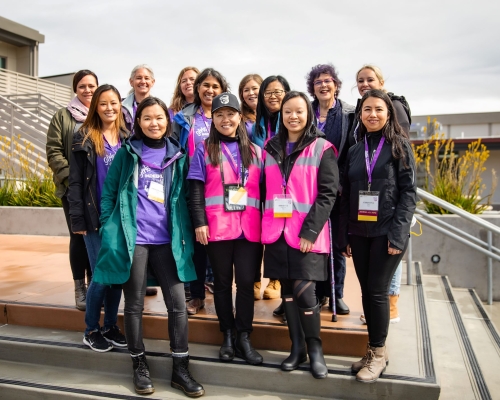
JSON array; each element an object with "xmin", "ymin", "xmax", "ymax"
[
  {"xmin": 0, "ymin": 323, "xmax": 440, "ymax": 400},
  {"xmin": 422, "ymin": 273, "xmax": 497, "ymax": 399}
]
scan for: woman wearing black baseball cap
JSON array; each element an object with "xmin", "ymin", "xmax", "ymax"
[{"xmin": 187, "ymin": 92, "xmax": 264, "ymax": 365}]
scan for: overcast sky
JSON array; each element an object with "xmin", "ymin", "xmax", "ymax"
[{"xmin": 2, "ymin": 0, "xmax": 499, "ymax": 116}]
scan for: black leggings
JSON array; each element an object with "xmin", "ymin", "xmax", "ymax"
[
  {"xmin": 122, "ymin": 244, "xmax": 188, "ymax": 354},
  {"xmin": 281, "ymin": 279, "xmax": 317, "ymax": 309},
  {"xmin": 206, "ymin": 239, "xmax": 262, "ymax": 333},
  {"xmin": 350, "ymin": 234, "xmax": 407, "ymax": 347},
  {"xmin": 61, "ymin": 194, "xmax": 91, "ymax": 281},
  {"xmin": 189, "ymin": 241, "xmax": 207, "ymax": 300}
]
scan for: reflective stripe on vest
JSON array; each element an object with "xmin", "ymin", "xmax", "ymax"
[
  {"xmin": 262, "ymin": 138, "xmax": 333, "ymax": 253},
  {"xmin": 204, "ymin": 142, "xmax": 262, "ymax": 242}
]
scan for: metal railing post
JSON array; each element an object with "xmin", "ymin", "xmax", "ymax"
[
  {"xmin": 407, "ymin": 233, "xmax": 413, "ymax": 285},
  {"xmin": 488, "ymin": 231, "xmax": 493, "ymax": 305}
]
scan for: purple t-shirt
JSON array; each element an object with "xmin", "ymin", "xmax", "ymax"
[
  {"xmin": 136, "ymin": 145, "xmax": 170, "ymax": 245},
  {"xmin": 245, "ymin": 120, "xmax": 254, "ymax": 139},
  {"xmin": 190, "ymin": 112, "xmax": 211, "ymax": 153},
  {"xmin": 96, "ymin": 138, "xmax": 121, "ymax": 210},
  {"xmin": 286, "ymin": 141, "xmax": 296, "ymax": 156}
]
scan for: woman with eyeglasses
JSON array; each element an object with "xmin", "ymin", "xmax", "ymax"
[
  {"xmin": 172, "ymin": 68, "xmax": 229, "ymax": 316},
  {"xmin": 251, "ymin": 75, "xmax": 290, "ymax": 304},
  {"xmin": 305, "ymin": 64, "xmax": 356, "ymax": 316}
]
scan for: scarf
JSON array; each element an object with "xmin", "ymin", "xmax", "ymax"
[{"xmin": 67, "ymin": 97, "xmax": 89, "ymax": 123}]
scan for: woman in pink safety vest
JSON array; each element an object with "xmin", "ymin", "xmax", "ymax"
[
  {"xmin": 187, "ymin": 92, "xmax": 264, "ymax": 366},
  {"xmin": 262, "ymin": 91, "xmax": 339, "ymax": 379}
]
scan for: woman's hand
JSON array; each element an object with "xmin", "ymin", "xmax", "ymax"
[
  {"xmin": 299, "ymin": 238, "xmax": 314, "ymax": 253},
  {"xmin": 341, "ymin": 244, "xmax": 352, "ymax": 258},
  {"xmin": 195, "ymin": 226, "xmax": 210, "ymax": 245},
  {"xmin": 74, "ymin": 231, "xmax": 87, "ymax": 236},
  {"xmin": 388, "ymin": 241, "xmax": 402, "ymax": 255}
]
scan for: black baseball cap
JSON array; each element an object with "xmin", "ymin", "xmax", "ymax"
[{"xmin": 211, "ymin": 92, "xmax": 241, "ymax": 114}]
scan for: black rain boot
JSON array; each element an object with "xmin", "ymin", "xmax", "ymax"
[
  {"xmin": 298, "ymin": 303, "xmax": 328, "ymax": 379},
  {"xmin": 234, "ymin": 332, "xmax": 263, "ymax": 365},
  {"xmin": 171, "ymin": 354, "xmax": 205, "ymax": 397},
  {"xmin": 131, "ymin": 353, "xmax": 155, "ymax": 394},
  {"xmin": 219, "ymin": 329, "xmax": 235, "ymax": 361},
  {"xmin": 281, "ymin": 296, "xmax": 307, "ymax": 371}
]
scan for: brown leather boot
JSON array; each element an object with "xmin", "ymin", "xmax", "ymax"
[
  {"xmin": 356, "ymin": 346, "xmax": 387, "ymax": 383},
  {"xmin": 186, "ymin": 298, "xmax": 205, "ymax": 315},
  {"xmin": 263, "ymin": 280, "xmax": 281, "ymax": 299},
  {"xmin": 351, "ymin": 343, "xmax": 389, "ymax": 373},
  {"xmin": 389, "ymin": 295, "xmax": 400, "ymax": 323},
  {"xmin": 253, "ymin": 281, "xmax": 261, "ymax": 300}
]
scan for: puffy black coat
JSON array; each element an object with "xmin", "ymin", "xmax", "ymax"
[{"xmin": 339, "ymin": 131, "xmax": 416, "ymax": 251}]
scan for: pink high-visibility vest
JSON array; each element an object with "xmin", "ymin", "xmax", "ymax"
[
  {"xmin": 261, "ymin": 138, "xmax": 333, "ymax": 253},
  {"xmin": 204, "ymin": 141, "xmax": 262, "ymax": 242}
]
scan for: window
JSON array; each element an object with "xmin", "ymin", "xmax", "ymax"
[{"xmin": 0, "ymin": 57, "xmax": 6, "ymax": 69}]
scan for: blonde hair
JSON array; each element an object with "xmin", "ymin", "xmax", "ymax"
[
  {"xmin": 128, "ymin": 64, "xmax": 155, "ymax": 95},
  {"xmin": 238, "ymin": 74, "xmax": 263, "ymax": 122},
  {"xmin": 355, "ymin": 64, "xmax": 385, "ymax": 90},
  {"xmin": 169, "ymin": 66, "xmax": 200, "ymax": 113}
]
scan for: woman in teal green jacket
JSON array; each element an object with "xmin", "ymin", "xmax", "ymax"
[{"xmin": 94, "ymin": 97, "xmax": 204, "ymax": 398}]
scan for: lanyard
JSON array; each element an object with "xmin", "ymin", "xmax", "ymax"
[
  {"xmin": 141, "ymin": 151, "xmax": 182, "ymax": 171},
  {"xmin": 199, "ymin": 107, "xmax": 211, "ymax": 132},
  {"xmin": 219, "ymin": 143, "xmax": 244, "ymax": 187},
  {"xmin": 221, "ymin": 142, "xmax": 240, "ymax": 179},
  {"xmin": 364, "ymin": 136, "xmax": 385, "ymax": 191},
  {"xmin": 132, "ymin": 100, "xmax": 138, "ymax": 119}
]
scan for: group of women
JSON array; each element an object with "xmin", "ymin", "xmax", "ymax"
[{"xmin": 46, "ymin": 62, "xmax": 416, "ymax": 397}]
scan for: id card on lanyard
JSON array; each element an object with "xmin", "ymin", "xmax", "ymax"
[
  {"xmin": 274, "ymin": 176, "xmax": 292, "ymax": 218},
  {"xmin": 220, "ymin": 143, "xmax": 247, "ymax": 212},
  {"xmin": 142, "ymin": 151, "xmax": 182, "ymax": 204},
  {"xmin": 358, "ymin": 137, "xmax": 385, "ymax": 222}
]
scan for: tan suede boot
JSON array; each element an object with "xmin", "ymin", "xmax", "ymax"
[
  {"xmin": 389, "ymin": 295, "xmax": 400, "ymax": 323},
  {"xmin": 351, "ymin": 343, "xmax": 389, "ymax": 373},
  {"xmin": 254, "ymin": 282, "xmax": 261, "ymax": 300},
  {"xmin": 263, "ymin": 280, "xmax": 281, "ymax": 299},
  {"xmin": 356, "ymin": 346, "xmax": 387, "ymax": 383}
]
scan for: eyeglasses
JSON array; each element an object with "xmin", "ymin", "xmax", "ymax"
[
  {"xmin": 263, "ymin": 90, "xmax": 285, "ymax": 98},
  {"xmin": 313, "ymin": 79, "xmax": 334, "ymax": 87}
]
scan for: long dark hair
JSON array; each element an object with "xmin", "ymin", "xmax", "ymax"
[
  {"xmin": 81, "ymin": 84, "xmax": 126, "ymax": 157},
  {"xmin": 254, "ymin": 75, "xmax": 290, "ymax": 140},
  {"xmin": 192, "ymin": 68, "xmax": 229, "ymax": 107},
  {"xmin": 133, "ymin": 97, "xmax": 172, "ymax": 139},
  {"xmin": 277, "ymin": 91, "xmax": 316, "ymax": 160},
  {"xmin": 206, "ymin": 118, "xmax": 254, "ymax": 170},
  {"xmin": 357, "ymin": 89, "xmax": 409, "ymax": 166}
]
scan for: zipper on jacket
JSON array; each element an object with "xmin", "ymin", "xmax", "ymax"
[{"xmin": 172, "ymin": 162, "xmax": 186, "ymax": 248}]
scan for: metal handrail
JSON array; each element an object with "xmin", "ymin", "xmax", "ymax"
[{"xmin": 410, "ymin": 188, "xmax": 498, "ymax": 304}]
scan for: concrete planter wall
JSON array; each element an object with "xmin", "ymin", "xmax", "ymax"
[
  {"xmin": 412, "ymin": 213, "xmax": 500, "ymax": 301},
  {"xmin": 0, "ymin": 206, "xmax": 68, "ymax": 236}
]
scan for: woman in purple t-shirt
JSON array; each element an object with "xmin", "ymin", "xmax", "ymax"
[{"xmin": 68, "ymin": 85, "xmax": 128, "ymax": 353}]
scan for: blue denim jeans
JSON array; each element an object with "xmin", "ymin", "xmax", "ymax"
[
  {"xmin": 83, "ymin": 231, "xmax": 122, "ymax": 335},
  {"xmin": 389, "ymin": 261, "xmax": 403, "ymax": 295}
]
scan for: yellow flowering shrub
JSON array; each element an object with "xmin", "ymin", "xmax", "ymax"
[
  {"xmin": 413, "ymin": 119, "xmax": 496, "ymax": 214},
  {"xmin": 0, "ymin": 135, "xmax": 61, "ymax": 207}
]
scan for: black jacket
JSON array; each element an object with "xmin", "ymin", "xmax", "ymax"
[
  {"xmin": 264, "ymin": 128, "xmax": 339, "ymax": 244},
  {"xmin": 339, "ymin": 131, "xmax": 416, "ymax": 251},
  {"xmin": 68, "ymin": 129, "xmax": 128, "ymax": 233}
]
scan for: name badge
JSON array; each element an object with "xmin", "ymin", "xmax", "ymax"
[
  {"xmin": 273, "ymin": 194, "xmax": 292, "ymax": 218},
  {"xmin": 224, "ymin": 184, "xmax": 246, "ymax": 212},
  {"xmin": 229, "ymin": 187, "xmax": 248, "ymax": 206},
  {"xmin": 148, "ymin": 181, "xmax": 164, "ymax": 204},
  {"xmin": 358, "ymin": 191, "xmax": 379, "ymax": 221}
]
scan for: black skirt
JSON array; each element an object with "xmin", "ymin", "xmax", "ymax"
[{"xmin": 263, "ymin": 233, "xmax": 328, "ymax": 281}]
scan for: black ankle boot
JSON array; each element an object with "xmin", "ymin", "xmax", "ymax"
[
  {"xmin": 298, "ymin": 303, "xmax": 328, "ymax": 379},
  {"xmin": 131, "ymin": 353, "xmax": 155, "ymax": 394},
  {"xmin": 171, "ymin": 355, "xmax": 205, "ymax": 397},
  {"xmin": 219, "ymin": 329, "xmax": 235, "ymax": 361},
  {"xmin": 234, "ymin": 332, "xmax": 263, "ymax": 365},
  {"xmin": 281, "ymin": 296, "xmax": 307, "ymax": 371}
]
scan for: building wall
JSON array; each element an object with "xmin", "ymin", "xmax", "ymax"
[
  {"xmin": 0, "ymin": 40, "xmax": 18, "ymax": 71},
  {"xmin": 15, "ymin": 46, "xmax": 31, "ymax": 75}
]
